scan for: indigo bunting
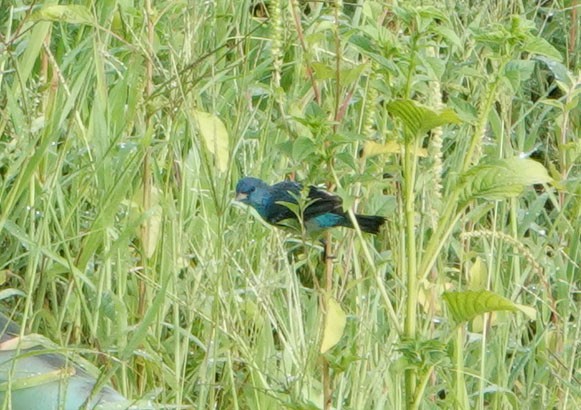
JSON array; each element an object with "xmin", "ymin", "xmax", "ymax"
[{"xmin": 235, "ymin": 177, "xmax": 386, "ymax": 234}]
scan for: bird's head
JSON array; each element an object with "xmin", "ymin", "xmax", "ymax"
[{"xmin": 235, "ymin": 177, "xmax": 269, "ymax": 205}]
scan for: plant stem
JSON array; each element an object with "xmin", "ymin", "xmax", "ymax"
[
  {"xmin": 455, "ymin": 325, "xmax": 468, "ymax": 409},
  {"xmin": 403, "ymin": 138, "xmax": 419, "ymax": 405}
]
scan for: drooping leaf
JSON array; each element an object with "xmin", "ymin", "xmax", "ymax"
[
  {"xmin": 387, "ymin": 99, "xmax": 460, "ymax": 141},
  {"xmin": 467, "ymin": 257, "xmax": 487, "ymax": 290},
  {"xmin": 0, "ymin": 288, "xmax": 26, "ymax": 301},
  {"xmin": 459, "ymin": 157, "xmax": 552, "ymax": 205},
  {"xmin": 522, "ymin": 37, "xmax": 562, "ymax": 62},
  {"xmin": 443, "ymin": 290, "xmax": 536, "ymax": 323},
  {"xmin": 30, "ymin": 5, "xmax": 94, "ymax": 25},
  {"xmin": 535, "ymin": 56, "xmax": 573, "ymax": 89},
  {"xmin": 191, "ymin": 110, "xmax": 230, "ymax": 173},
  {"xmin": 320, "ymin": 297, "xmax": 346, "ymax": 353},
  {"xmin": 417, "ymin": 280, "xmax": 453, "ymax": 315}
]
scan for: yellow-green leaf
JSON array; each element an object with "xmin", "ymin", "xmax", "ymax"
[
  {"xmin": 132, "ymin": 185, "xmax": 163, "ymax": 259},
  {"xmin": 191, "ymin": 110, "xmax": 230, "ymax": 173},
  {"xmin": 362, "ymin": 140, "xmax": 427, "ymax": 158},
  {"xmin": 468, "ymin": 257, "xmax": 487, "ymax": 290},
  {"xmin": 320, "ymin": 297, "xmax": 346, "ymax": 353},
  {"xmin": 443, "ymin": 290, "xmax": 535, "ymax": 323},
  {"xmin": 514, "ymin": 304, "xmax": 537, "ymax": 320},
  {"xmin": 387, "ymin": 99, "xmax": 461, "ymax": 141},
  {"xmin": 31, "ymin": 5, "xmax": 94, "ymax": 25},
  {"xmin": 459, "ymin": 157, "xmax": 552, "ymax": 204}
]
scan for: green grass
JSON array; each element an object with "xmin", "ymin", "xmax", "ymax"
[{"xmin": 1, "ymin": 0, "xmax": 579, "ymax": 409}]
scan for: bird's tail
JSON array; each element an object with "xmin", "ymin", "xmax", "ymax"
[{"xmin": 341, "ymin": 214, "xmax": 386, "ymax": 234}]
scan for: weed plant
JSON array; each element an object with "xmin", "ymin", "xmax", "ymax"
[{"xmin": 0, "ymin": 0, "xmax": 579, "ymax": 409}]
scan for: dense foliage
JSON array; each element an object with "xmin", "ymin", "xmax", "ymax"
[{"xmin": 1, "ymin": 0, "xmax": 579, "ymax": 409}]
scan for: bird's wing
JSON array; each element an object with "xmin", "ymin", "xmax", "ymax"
[
  {"xmin": 266, "ymin": 181, "xmax": 344, "ymax": 225},
  {"xmin": 265, "ymin": 181, "xmax": 302, "ymax": 224},
  {"xmin": 303, "ymin": 186, "xmax": 344, "ymax": 219}
]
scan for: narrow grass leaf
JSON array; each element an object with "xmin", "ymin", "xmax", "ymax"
[
  {"xmin": 0, "ymin": 334, "xmax": 52, "ymax": 351},
  {"xmin": 133, "ymin": 185, "xmax": 163, "ymax": 259},
  {"xmin": 0, "ymin": 367, "xmax": 76, "ymax": 391},
  {"xmin": 320, "ymin": 297, "xmax": 346, "ymax": 354}
]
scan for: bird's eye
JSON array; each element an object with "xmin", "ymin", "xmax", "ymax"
[{"xmin": 249, "ymin": 186, "xmax": 256, "ymax": 193}]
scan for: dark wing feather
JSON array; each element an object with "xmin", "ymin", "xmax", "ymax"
[
  {"xmin": 264, "ymin": 181, "xmax": 346, "ymax": 226},
  {"xmin": 264, "ymin": 181, "xmax": 302, "ymax": 224},
  {"xmin": 303, "ymin": 186, "xmax": 344, "ymax": 219}
]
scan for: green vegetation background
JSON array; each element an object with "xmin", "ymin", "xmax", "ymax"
[{"xmin": 0, "ymin": 0, "xmax": 579, "ymax": 409}]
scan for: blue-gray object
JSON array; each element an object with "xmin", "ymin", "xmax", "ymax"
[{"xmin": 0, "ymin": 312, "xmax": 149, "ymax": 410}]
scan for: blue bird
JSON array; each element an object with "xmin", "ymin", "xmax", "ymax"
[{"xmin": 235, "ymin": 177, "xmax": 386, "ymax": 234}]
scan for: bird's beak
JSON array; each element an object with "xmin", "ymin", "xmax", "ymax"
[{"xmin": 235, "ymin": 192, "xmax": 248, "ymax": 201}]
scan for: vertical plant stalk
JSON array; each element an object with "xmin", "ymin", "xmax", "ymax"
[
  {"xmin": 333, "ymin": 0, "xmax": 342, "ymax": 126},
  {"xmin": 403, "ymin": 137, "xmax": 419, "ymax": 407},
  {"xmin": 569, "ymin": 0, "xmax": 578, "ymax": 55},
  {"xmin": 289, "ymin": 0, "xmax": 320, "ymax": 103},
  {"xmin": 140, "ymin": 0, "xmax": 155, "ymax": 316},
  {"xmin": 427, "ymin": 46, "xmax": 443, "ymax": 225},
  {"xmin": 462, "ymin": 75, "xmax": 500, "ymax": 172},
  {"xmin": 322, "ymin": 3, "xmax": 344, "ymax": 409},
  {"xmin": 418, "ymin": 70, "xmax": 502, "ymax": 283},
  {"xmin": 270, "ymin": 0, "xmax": 283, "ymax": 89},
  {"xmin": 322, "ymin": 181, "xmax": 334, "ymax": 410},
  {"xmin": 134, "ymin": 0, "xmax": 156, "ymax": 395},
  {"xmin": 454, "ymin": 325, "xmax": 469, "ymax": 408}
]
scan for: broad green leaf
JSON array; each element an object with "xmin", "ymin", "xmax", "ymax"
[
  {"xmin": 459, "ymin": 158, "xmax": 552, "ymax": 204},
  {"xmin": 341, "ymin": 63, "xmax": 368, "ymax": 86},
  {"xmin": 523, "ymin": 37, "xmax": 562, "ymax": 62},
  {"xmin": 191, "ymin": 110, "xmax": 230, "ymax": 173},
  {"xmin": 387, "ymin": 99, "xmax": 460, "ymax": 141},
  {"xmin": 292, "ymin": 136, "xmax": 318, "ymax": 162},
  {"xmin": 320, "ymin": 297, "xmax": 346, "ymax": 353},
  {"xmin": 536, "ymin": 56, "xmax": 573, "ymax": 89},
  {"xmin": 433, "ymin": 26, "xmax": 462, "ymax": 48},
  {"xmin": 312, "ymin": 62, "xmax": 335, "ymax": 80},
  {"xmin": 30, "ymin": 5, "xmax": 94, "ymax": 25},
  {"xmin": 449, "ymin": 96, "xmax": 478, "ymax": 123},
  {"xmin": 443, "ymin": 290, "xmax": 535, "ymax": 323},
  {"xmin": 504, "ymin": 60, "xmax": 536, "ymax": 91}
]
